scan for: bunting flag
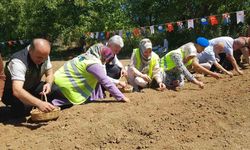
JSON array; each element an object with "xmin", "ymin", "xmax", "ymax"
[
  {"xmin": 176, "ymin": 21, "xmax": 184, "ymax": 31},
  {"xmin": 90, "ymin": 32, "xmax": 94, "ymax": 39},
  {"xmin": 19, "ymin": 40, "xmax": 24, "ymax": 45},
  {"xmin": 222, "ymin": 13, "xmax": 231, "ymax": 25},
  {"xmin": 7, "ymin": 41, "xmax": 15, "ymax": 47},
  {"xmin": 134, "ymin": 16, "xmax": 139, "ymax": 22},
  {"xmin": 119, "ymin": 30, "xmax": 123, "ymax": 37},
  {"xmin": 201, "ymin": 18, "xmax": 209, "ymax": 26},
  {"xmin": 0, "ymin": 39, "xmax": 33, "ymax": 49},
  {"xmin": 140, "ymin": 27, "xmax": 146, "ymax": 36},
  {"xmin": 150, "ymin": 25, "xmax": 155, "ymax": 34},
  {"xmin": 95, "ymin": 32, "xmax": 99, "ymax": 39},
  {"xmin": 209, "ymin": 16, "xmax": 218, "ymax": 26},
  {"xmin": 111, "ymin": 31, "xmax": 116, "ymax": 37},
  {"xmin": 99, "ymin": 32, "xmax": 105, "ymax": 40},
  {"xmin": 236, "ymin": 11, "xmax": 244, "ymax": 24},
  {"xmin": 187, "ymin": 19, "xmax": 194, "ymax": 29},
  {"xmin": 1, "ymin": 10, "xmax": 248, "ymax": 47},
  {"xmin": 133, "ymin": 28, "xmax": 140, "ymax": 37},
  {"xmin": 158, "ymin": 25, "xmax": 164, "ymax": 32},
  {"xmin": 106, "ymin": 32, "xmax": 110, "ymax": 39},
  {"xmin": 166, "ymin": 23, "xmax": 174, "ymax": 32},
  {"xmin": 126, "ymin": 31, "xmax": 131, "ymax": 38},
  {"xmin": 0, "ymin": 42, "xmax": 5, "ymax": 48},
  {"xmin": 163, "ymin": 39, "xmax": 168, "ymax": 48}
]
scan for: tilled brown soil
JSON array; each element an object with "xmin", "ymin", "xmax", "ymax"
[{"xmin": 0, "ymin": 60, "xmax": 250, "ymax": 150}]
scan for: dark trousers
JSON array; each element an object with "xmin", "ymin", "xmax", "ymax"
[
  {"xmin": 2, "ymin": 82, "xmax": 65, "ymax": 117},
  {"xmin": 106, "ymin": 64, "xmax": 122, "ymax": 79},
  {"xmin": 101, "ymin": 64, "xmax": 122, "ymax": 94},
  {"xmin": 211, "ymin": 53, "xmax": 233, "ymax": 71}
]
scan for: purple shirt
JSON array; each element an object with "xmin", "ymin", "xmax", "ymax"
[{"xmin": 87, "ymin": 63, "xmax": 125, "ymax": 100}]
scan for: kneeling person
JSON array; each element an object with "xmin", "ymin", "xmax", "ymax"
[
  {"xmin": 160, "ymin": 37, "xmax": 209, "ymax": 89},
  {"xmin": 2, "ymin": 39, "xmax": 56, "ymax": 117},
  {"xmin": 126, "ymin": 38, "xmax": 166, "ymax": 91},
  {"xmin": 54, "ymin": 46, "xmax": 130, "ymax": 104}
]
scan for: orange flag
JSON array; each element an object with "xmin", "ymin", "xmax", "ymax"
[
  {"xmin": 209, "ymin": 16, "xmax": 218, "ymax": 26},
  {"xmin": 166, "ymin": 23, "xmax": 174, "ymax": 32},
  {"xmin": 133, "ymin": 28, "xmax": 141, "ymax": 37}
]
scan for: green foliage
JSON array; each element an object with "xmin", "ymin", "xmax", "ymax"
[{"xmin": 0, "ymin": 0, "xmax": 249, "ymax": 59}]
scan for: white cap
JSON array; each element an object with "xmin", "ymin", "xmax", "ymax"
[{"xmin": 108, "ymin": 35, "xmax": 124, "ymax": 48}]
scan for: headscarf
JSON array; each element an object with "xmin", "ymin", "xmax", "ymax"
[
  {"xmin": 83, "ymin": 44, "xmax": 114, "ymax": 63},
  {"xmin": 184, "ymin": 44, "xmax": 197, "ymax": 59},
  {"xmin": 101, "ymin": 46, "xmax": 114, "ymax": 63},
  {"xmin": 139, "ymin": 38, "xmax": 152, "ymax": 62}
]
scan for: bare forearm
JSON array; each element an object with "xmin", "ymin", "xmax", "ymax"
[
  {"xmin": 13, "ymin": 88, "xmax": 42, "ymax": 107},
  {"xmin": 131, "ymin": 67, "xmax": 144, "ymax": 77},
  {"xmin": 45, "ymin": 68, "xmax": 54, "ymax": 84},
  {"xmin": 227, "ymin": 55, "xmax": 241, "ymax": 72},
  {"xmin": 193, "ymin": 61, "xmax": 214, "ymax": 75},
  {"xmin": 214, "ymin": 62, "xmax": 229, "ymax": 74}
]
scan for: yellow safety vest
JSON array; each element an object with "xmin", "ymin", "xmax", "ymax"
[
  {"xmin": 160, "ymin": 49, "xmax": 193, "ymax": 71},
  {"xmin": 54, "ymin": 55, "xmax": 100, "ymax": 104},
  {"xmin": 134, "ymin": 48, "xmax": 159, "ymax": 78}
]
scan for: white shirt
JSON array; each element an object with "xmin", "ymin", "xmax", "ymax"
[
  {"xmin": 8, "ymin": 57, "xmax": 52, "ymax": 81},
  {"xmin": 209, "ymin": 36, "xmax": 234, "ymax": 56}
]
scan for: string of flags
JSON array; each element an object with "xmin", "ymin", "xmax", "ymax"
[
  {"xmin": 0, "ymin": 39, "xmax": 31, "ymax": 49},
  {"xmin": 84, "ymin": 10, "xmax": 247, "ymax": 40},
  {"xmin": 0, "ymin": 10, "xmax": 247, "ymax": 48}
]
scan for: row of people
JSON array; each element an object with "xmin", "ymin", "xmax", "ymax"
[
  {"xmin": 128, "ymin": 36, "xmax": 249, "ymax": 91},
  {"xmin": 1, "ymin": 35, "xmax": 249, "ymax": 117},
  {"xmin": 1, "ymin": 36, "xmax": 129, "ymax": 117}
]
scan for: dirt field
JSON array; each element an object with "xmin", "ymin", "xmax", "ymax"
[{"xmin": 0, "ymin": 60, "xmax": 250, "ymax": 150}]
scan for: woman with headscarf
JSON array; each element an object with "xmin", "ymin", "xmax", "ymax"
[
  {"xmin": 54, "ymin": 46, "xmax": 130, "ymax": 105},
  {"xmin": 160, "ymin": 37, "xmax": 210, "ymax": 89},
  {"xmin": 86, "ymin": 35, "xmax": 127, "ymax": 87},
  {"xmin": 126, "ymin": 38, "xmax": 166, "ymax": 91}
]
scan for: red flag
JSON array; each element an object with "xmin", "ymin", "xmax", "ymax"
[
  {"xmin": 133, "ymin": 28, "xmax": 141, "ymax": 37},
  {"xmin": 166, "ymin": 23, "xmax": 174, "ymax": 32},
  {"xmin": 106, "ymin": 32, "xmax": 110, "ymax": 39},
  {"xmin": 209, "ymin": 16, "xmax": 218, "ymax": 26}
]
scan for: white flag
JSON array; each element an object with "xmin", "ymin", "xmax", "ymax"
[
  {"xmin": 119, "ymin": 30, "xmax": 123, "ymax": 37},
  {"xmin": 150, "ymin": 25, "xmax": 155, "ymax": 34},
  {"xmin": 95, "ymin": 32, "xmax": 99, "ymax": 39},
  {"xmin": 90, "ymin": 32, "xmax": 94, "ymax": 39},
  {"xmin": 236, "ymin": 11, "xmax": 244, "ymax": 24},
  {"xmin": 188, "ymin": 19, "xmax": 194, "ymax": 29},
  {"xmin": 19, "ymin": 40, "xmax": 24, "ymax": 45}
]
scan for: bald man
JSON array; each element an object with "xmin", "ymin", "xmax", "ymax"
[
  {"xmin": 210, "ymin": 36, "xmax": 243, "ymax": 75},
  {"xmin": 233, "ymin": 37, "xmax": 250, "ymax": 66},
  {"xmin": 2, "ymin": 38, "xmax": 56, "ymax": 117}
]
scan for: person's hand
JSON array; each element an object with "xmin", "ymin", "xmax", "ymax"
[
  {"xmin": 40, "ymin": 83, "xmax": 52, "ymax": 95},
  {"xmin": 141, "ymin": 74, "xmax": 151, "ymax": 82},
  {"xmin": 118, "ymin": 81, "xmax": 127, "ymax": 88},
  {"xmin": 121, "ymin": 68, "xmax": 127, "ymax": 77},
  {"xmin": 211, "ymin": 72, "xmax": 221, "ymax": 79},
  {"xmin": 121, "ymin": 97, "xmax": 130, "ymax": 103},
  {"xmin": 157, "ymin": 82, "xmax": 166, "ymax": 91},
  {"xmin": 226, "ymin": 71, "xmax": 234, "ymax": 77},
  {"xmin": 37, "ymin": 101, "xmax": 56, "ymax": 113},
  {"xmin": 237, "ymin": 70, "xmax": 243, "ymax": 75},
  {"xmin": 197, "ymin": 81, "xmax": 204, "ymax": 89}
]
